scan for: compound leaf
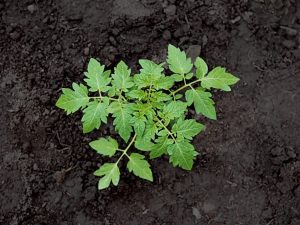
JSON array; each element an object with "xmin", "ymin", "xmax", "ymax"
[
  {"xmin": 94, "ymin": 163, "xmax": 120, "ymax": 190},
  {"xmin": 153, "ymin": 76, "xmax": 175, "ymax": 90},
  {"xmin": 150, "ymin": 136, "xmax": 173, "ymax": 159},
  {"xmin": 134, "ymin": 60, "xmax": 163, "ymax": 88},
  {"xmin": 163, "ymin": 101, "xmax": 187, "ymax": 120},
  {"xmin": 126, "ymin": 89, "xmax": 147, "ymax": 100},
  {"xmin": 201, "ymin": 67, "xmax": 239, "ymax": 91},
  {"xmin": 112, "ymin": 61, "xmax": 134, "ymax": 92},
  {"xmin": 84, "ymin": 58, "xmax": 111, "ymax": 92},
  {"xmin": 151, "ymin": 91, "xmax": 172, "ymax": 102},
  {"xmin": 56, "ymin": 83, "xmax": 89, "ymax": 115},
  {"xmin": 109, "ymin": 102, "xmax": 133, "ymax": 142},
  {"xmin": 132, "ymin": 115, "xmax": 147, "ymax": 137},
  {"xmin": 127, "ymin": 153, "xmax": 153, "ymax": 181},
  {"xmin": 82, "ymin": 98, "xmax": 109, "ymax": 133},
  {"xmin": 172, "ymin": 118, "xmax": 205, "ymax": 140},
  {"xmin": 185, "ymin": 88, "xmax": 216, "ymax": 120},
  {"xmin": 144, "ymin": 121, "xmax": 158, "ymax": 140},
  {"xmin": 167, "ymin": 140, "xmax": 197, "ymax": 170},
  {"xmin": 167, "ymin": 44, "xmax": 193, "ymax": 74},
  {"xmin": 89, "ymin": 137, "xmax": 118, "ymax": 157},
  {"xmin": 135, "ymin": 138, "xmax": 154, "ymax": 152},
  {"xmin": 194, "ymin": 57, "xmax": 208, "ymax": 79}
]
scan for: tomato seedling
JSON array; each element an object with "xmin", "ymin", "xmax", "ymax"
[{"xmin": 56, "ymin": 44, "xmax": 239, "ymax": 189}]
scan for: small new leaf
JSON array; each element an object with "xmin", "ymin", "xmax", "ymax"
[
  {"xmin": 127, "ymin": 153, "xmax": 153, "ymax": 181},
  {"xmin": 94, "ymin": 163, "xmax": 120, "ymax": 190},
  {"xmin": 201, "ymin": 67, "xmax": 239, "ymax": 91},
  {"xmin": 185, "ymin": 88, "xmax": 216, "ymax": 120},
  {"xmin": 56, "ymin": 83, "xmax": 89, "ymax": 115},
  {"xmin": 167, "ymin": 44, "xmax": 193, "ymax": 74},
  {"xmin": 89, "ymin": 137, "xmax": 118, "ymax": 157}
]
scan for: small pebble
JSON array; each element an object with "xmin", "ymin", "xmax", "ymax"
[
  {"xmin": 202, "ymin": 35, "xmax": 208, "ymax": 47},
  {"xmin": 192, "ymin": 207, "xmax": 201, "ymax": 219},
  {"xmin": 109, "ymin": 36, "xmax": 117, "ymax": 46},
  {"xmin": 55, "ymin": 44, "xmax": 62, "ymax": 51},
  {"xmin": 187, "ymin": 45, "xmax": 201, "ymax": 61},
  {"xmin": 83, "ymin": 47, "xmax": 90, "ymax": 56},
  {"xmin": 282, "ymin": 40, "xmax": 296, "ymax": 49},
  {"xmin": 164, "ymin": 5, "xmax": 176, "ymax": 16},
  {"xmin": 271, "ymin": 147, "xmax": 283, "ymax": 156},
  {"xmin": 231, "ymin": 16, "xmax": 241, "ymax": 24},
  {"xmin": 27, "ymin": 4, "xmax": 36, "ymax": 14},
  {"xmin": 33, "ymin": 163, "xmax": 38, "ymax": 171}
]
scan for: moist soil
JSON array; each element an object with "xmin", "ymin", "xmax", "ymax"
[{"xmin": 1, "ymin": 0, "xmax": 300, "ymax": 225}]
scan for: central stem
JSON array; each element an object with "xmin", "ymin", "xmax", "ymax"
[
  {"xmin": 116, "ymin": 134, "xmax": 137, "ymax": 164},
  {"xmin": 155, "ymin": 117, "xmax": 176, "ymax": 141},
  {"xmin": 172, "ymin": 78, "xmax": 202, "ymax": 95}
]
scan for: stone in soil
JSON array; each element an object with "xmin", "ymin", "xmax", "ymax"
[
  {"xmin": 282, "ymin": 40, "xmax": 296, "ymax": 49},
  {"xmin": 186, "ymin": 45, "xmax": 201, "ymax": 61},
  {"xmin": 27, "ymin": 4, "xmax": 36, "ymax": 14},
  {"xmin": 164, "ymin": 5, "xmax": 176, "ymax": 16}
]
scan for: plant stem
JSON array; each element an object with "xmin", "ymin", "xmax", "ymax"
[
  {"xmin": 116, "ymin": 134, "xmax": 137, "ymax": 165},
  {"xmin": 155, "ymin": 117, "xmax": 176, "ymax": 141},
  {"xmin": 172, "ymin": 78, "xmax": 202, "ymax": 95},
  {"xmin": 89, "ymin": 96, "xmax": 118, "ymax": 101}
]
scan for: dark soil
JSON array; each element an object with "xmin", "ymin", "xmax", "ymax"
[{"xmin": 1, "ymin": 0, "xmax": 300, "ymax": 224}]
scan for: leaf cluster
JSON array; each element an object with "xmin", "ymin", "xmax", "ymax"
[{"xmin": 56, "ymin": 44, "xmax": 239, "ymax": 189}]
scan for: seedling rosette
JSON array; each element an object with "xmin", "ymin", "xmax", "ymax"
[{"xmin": 56, "ymin": 44, "xmax": 239, "ymax": 189}]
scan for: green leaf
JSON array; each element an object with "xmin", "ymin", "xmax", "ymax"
[
  {"xmin": 94, "ymin": 163, "xmax": 120, "ymax": 190},
  {"xmin": 171, "ymin": 74, "xmax": 184, "ymax": 82},
  {"xmin": 126, "ymin": 89, "xmax": 147, "ymax": 100},
  {"xmin": 56, "ymin": 83, "xmax": 89, "ymax": 115},
  {"xmin": 127, "ymin": 153, "xmax": 153, "ymax": 181},
  {"xmin": 194, "ymin": 57, "xmax": 208, "ymax": 79},
  {"xmin": 132, "ymin": 115, "xmax": 147, "ymax": 137},
  {"xmin": 185, "ymin": 88, "xmax": 216, "ymax": 120},
  {"xmin": 89, "ymin": 137, "xmax": 118, "ymax": 157},
  {"xmin": 163, "ymin": 101, "xmax": 187, "ymax": 120},
  {"xmin": 109, "ymin": 102, "xmax": 133, "ymax": 142},
  {"xmin": 81, "ymin": 98, "xmax": 109, "ymax": 133},
  {"xmin": 153, "ymin": 76, "xmax": 175, "ymax": 90},
  {"xmin": 84, "ymin": 58, "xmax": 111, "ymax": 92},
  {"xmin": 135, "ymin": 138, "xmax": 154, "ymax": 152},
  {"xmin": 185, "ymin": 73, "xmax": 194, "ymax": 80},
  {"xmin": 167, "ymin": 44, "xmax": 193, "ymax": 74},
  {"xmin": 167, "ymin": 140, "xmax": 197, "ymax": 170},
  {"xmin": 150, "ymin": 136, "xmax": 173, "ymax": 159},
  {"xmin": 134, "ymin": 60, "xmax": 163, "ymax": 88},
  {"xmin": 144, "ymin": 121, "xmax": 158, "ymax": 140},
  {"xmin": 172, "ymin": 118, "xmax": 205, "ymax": 140},
  {"xmin": 201, "ymin": 67, "xmax": 239, "ymax": 91},
  {"xmin": 112, "ymin": 61, "xmax": 134, "ymax": 92},
  {"xmin": 151, "ymin": 91, "xmax": 172, "ymax": 102}
]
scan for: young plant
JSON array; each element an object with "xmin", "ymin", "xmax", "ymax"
[{"xmin": 56, "ymin": 44, "xmax": 239, "ymax": 190}]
